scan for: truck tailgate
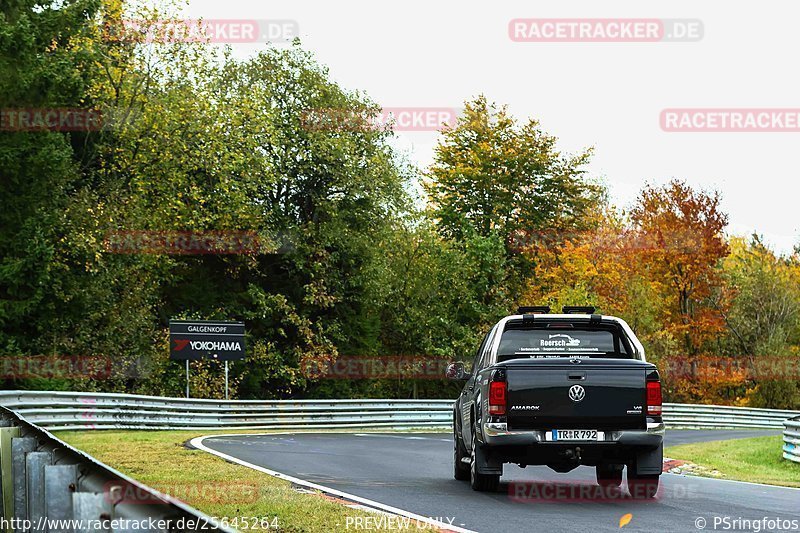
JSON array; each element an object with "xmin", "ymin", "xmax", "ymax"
[{"xmin": 505, "ymin": 360, "xmax": 647, "ymax": 430}]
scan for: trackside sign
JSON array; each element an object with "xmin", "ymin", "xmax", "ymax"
[{"xmin": 169, "ymin": 320, "xmax": 245, "ymax": 361}]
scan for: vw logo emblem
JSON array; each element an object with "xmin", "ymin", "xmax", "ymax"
[{"xmin": 568, "ymin": 384, "xmax": 586, "ymax": 402}]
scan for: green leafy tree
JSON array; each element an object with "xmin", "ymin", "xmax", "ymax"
[
  {"xmin": 0, "ymin": 0, "xmax": 104, "ymax": 362},
  {"xmin": 425, "ymin": 95, "xmax": 601, "ymax": 247},
  {"xmin": 716, "ymin": 236, "xmax": 800, "ymax": 408}
]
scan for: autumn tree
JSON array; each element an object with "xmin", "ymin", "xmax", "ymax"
[{"xmin": 630, "ymin": 180, "xmax": 729, "ymax": 355}]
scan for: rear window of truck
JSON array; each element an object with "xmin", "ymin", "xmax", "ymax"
[{"xmin": 496, "ymin": 326, "xmax": 632, "ymax": 362}]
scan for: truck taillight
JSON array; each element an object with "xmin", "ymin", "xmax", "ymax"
[
  {"xmin": 646, "ymin": 380, "xmax": 662, "ymax": 416},
  {"xmin": 488, "ymin": 381, "xmax": 507, "ymax": 416}
]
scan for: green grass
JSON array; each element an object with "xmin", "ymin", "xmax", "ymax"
[
  {"xmin": 58, "ymin": 430, "xmax": 385, "ymax": 532},
  {"xmin": 665, "ymin": 435, "xmax": 800, "ymax": 488}
]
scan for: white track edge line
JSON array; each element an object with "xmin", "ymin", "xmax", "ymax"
[
  {"xmin": 193, "ymin": 431, "xmax": 800, "ymax": 511},
  {"xmin": 189, "ymin": 433, "xmax": 478, "ymax": 533},
  {"xmin": 663, "ymin": 470, "xmax": 800, "ymax": 491}
]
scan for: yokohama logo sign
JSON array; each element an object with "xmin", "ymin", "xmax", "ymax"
[
  {"xmin": 174, "ymin": 341, "xmax": 242, "ymax": 352},
  {"xmin": 169, "ymin": 320, "xmax": 246, "ymax": 361}
]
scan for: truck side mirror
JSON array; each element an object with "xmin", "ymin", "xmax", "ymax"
[{"xmin": 446, "ymin": 362, "xmax": 470, "ymax": 380}]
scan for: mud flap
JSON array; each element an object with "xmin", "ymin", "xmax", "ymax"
[
  {"xmin": 474, "ymin": 436, "xmax": 503, "ymax": 475},
  {"xmin": 633, "ymin": 442, "xmax": 663, "ymax": 475}
]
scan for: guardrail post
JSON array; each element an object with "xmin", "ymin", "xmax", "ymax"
[
  {"xmin": 0, "ymin": 405, "xmax": 230, "ymax": 533},
  {"xmin": 783, "ymin": 417, "xmax": 800, "ymax": 464},
  {"xmin": 0, "ymin": 426, "xmax": 21, "ymax": 531},
  {"xmin": 0, "ymin": 418, "xmax": 7, "ymax": 524},
  {"xmin": 44, "ymin": 464, "xmax": 78, "ymax": 532},
  {"xmin": 11, "ymin": 437, "xmax": 37, "ymax": 527},
  {"xmin": 72, "ymin": 493, "xmax": 112, "ymax": 533},
  {"xmin": 26, "ymin": 451, "xmax": 52, "ymax": 532}
]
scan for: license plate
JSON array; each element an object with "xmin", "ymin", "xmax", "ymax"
[{"xmin": 546, "ymin": 429, "xmax": 602, "ymax": 441}]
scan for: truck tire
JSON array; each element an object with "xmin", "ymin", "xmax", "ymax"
[
  {"xmin": 596, "ymin": 464, "xmax": 623, "ymax": 488},
  {"xmin": 454, "ymin": 428, "xmax": 470, "ymax": 481},
  {"xmin": 470, "ymin": 431, "xmax": 500, "ymax": 492},
  {"xmin": 627, "ymin": 472, "xmax": 660, "ymax": 499}
]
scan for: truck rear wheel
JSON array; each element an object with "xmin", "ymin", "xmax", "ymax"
[{"xmin": 470, "ymin": 431, "xmax": 500, "ymax": 492}]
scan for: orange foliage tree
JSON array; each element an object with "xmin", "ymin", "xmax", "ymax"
[
  {"xmin": 520, "ymin": 180, "xmax": 740, "ymax": 404},
  {"xmin": 629, "ymin": 180, "xmax": 729, "ymax": 356}
]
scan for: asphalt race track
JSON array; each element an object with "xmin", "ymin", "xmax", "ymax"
[{"xmin": 201, "ymin": 430, "xmax": 799, "ymax": 532}]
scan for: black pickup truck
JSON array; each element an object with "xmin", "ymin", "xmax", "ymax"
[{"xmin": 447, "ymin": 306, "xmax": 664, "ymax": 498}]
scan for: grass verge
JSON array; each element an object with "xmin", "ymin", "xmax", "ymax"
[
  {"xmin": 665, "ymin": 435, "xmax": 800, "ymax": 488},
  {"xmin": 59, "ymin": 430, "xmax": 379, "ymax": 532}
]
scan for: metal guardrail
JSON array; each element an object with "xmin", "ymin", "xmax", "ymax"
[
  {"xmin": 663, "ymin": 402, "xmax": 800, "ymax": 429},
  {"xmin": 0, "ymin": 405, "xmax": 234, "ymax": 533},
  {"xmin": 784, "ymin": 417, "xmax": 800, "ymax": 464},
  {"xmin": 0, "ymin": 391, "xmax": 798, "ymax": 431},
  {"xmin": 0, "ymin": 391, "xmax": 454, "ymax": 431},
  {"xmin": 0, "ymin": 390, "xmax": 795, "ymax": 528}
]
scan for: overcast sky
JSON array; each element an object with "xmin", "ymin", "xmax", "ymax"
[{"xmin": 184, "ymin": 0, "xmax": 800, "ymax": 254}]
